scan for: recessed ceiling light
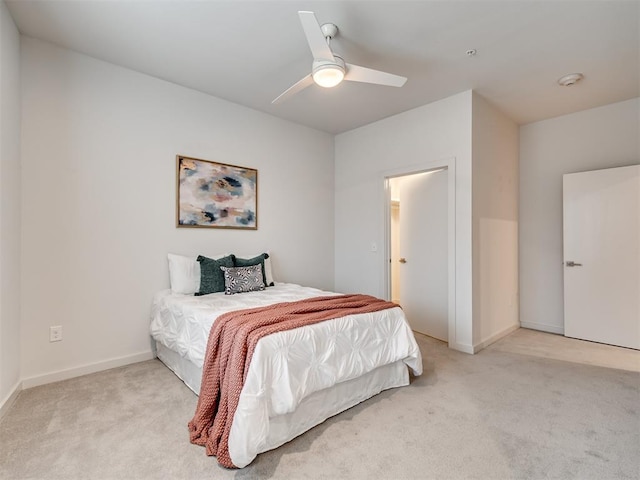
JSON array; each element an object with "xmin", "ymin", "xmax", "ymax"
[{"xmin": 558, "ymin": 73, "xmax": 584, "ymax": 86}]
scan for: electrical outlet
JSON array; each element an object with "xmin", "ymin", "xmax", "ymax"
[{"xmin": 50, "ymin": 326, "xmax": 62, "ymax": 342}]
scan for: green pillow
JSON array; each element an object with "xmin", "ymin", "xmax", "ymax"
[
  {"xmin": 234, "ymin": 253, "xmax": 274, "ymax": 287},
  {"xmin": 195, "ymin": 254, "xmax": 235, "ymax": 295}
]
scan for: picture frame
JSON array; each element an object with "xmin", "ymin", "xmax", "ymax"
[{"xmin": 176, "ymin": 155, "xmax": 258, "ymax": 229}]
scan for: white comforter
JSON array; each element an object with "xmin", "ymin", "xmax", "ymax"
[{"xmin": 150, "ymin": 283, "xmax": 422, "ymax": 467}]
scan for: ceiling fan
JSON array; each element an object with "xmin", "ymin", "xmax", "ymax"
[{"xmin": 272, "ymin": 11, "xmax": 407, "ymax": 104}]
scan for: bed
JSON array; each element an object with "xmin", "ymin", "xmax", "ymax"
[{"xmin": 150, "ymin": 257, "xmax": 422, "ymax": 468}]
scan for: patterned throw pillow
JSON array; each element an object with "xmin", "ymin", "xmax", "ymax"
[
  {"xmin": 220, "ymin": 264, "xmax": 266, "ymax": 295},
  {"xmin": 234, "ymin": 253, "xmax": 274, "ymax": 287}
]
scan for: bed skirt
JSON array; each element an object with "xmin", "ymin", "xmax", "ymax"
[{"xmin": 156, "ymin": 341, "xmax": 410, "ymax": 465}]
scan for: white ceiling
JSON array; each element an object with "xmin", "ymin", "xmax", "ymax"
[{"xmin": 6, "ymin": 0, "xmax": 639, "ymax": 134}]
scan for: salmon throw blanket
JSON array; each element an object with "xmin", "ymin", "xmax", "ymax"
[{"xmin": 188, "ymin": 294, "xmax": 397, "ymax": 468}]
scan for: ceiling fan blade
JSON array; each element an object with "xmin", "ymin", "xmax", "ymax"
[
  {"xmin": 272, "ymin": 74, "xmax": 314, "ymax": 104},
  {"xmin": 345, "ymin": 63, "xmax": 407, "ymax": 87},
  {"xmin": 298, "ymin": 11, "xmax": 334, "ymax": 61}
]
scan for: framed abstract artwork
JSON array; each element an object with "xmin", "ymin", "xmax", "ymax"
[{"xmin": 176, "ymin": 155, "xmax": 258, "ymax": 229}]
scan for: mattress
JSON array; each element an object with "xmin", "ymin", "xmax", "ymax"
[{"xmin": 150, "ymin": 283, "xmax": 422, "ymax": 467}]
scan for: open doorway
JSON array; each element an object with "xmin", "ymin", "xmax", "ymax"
[{"xmin": 387, "ymin": 168, "xmax": 449, "ymax": 342}]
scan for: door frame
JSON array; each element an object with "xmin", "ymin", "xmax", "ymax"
[{"xmin": 381, "ymin": 157, "xmax": 457, "ymax": 347}]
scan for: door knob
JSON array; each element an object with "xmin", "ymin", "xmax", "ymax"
[
  {"xmin": 565, "ymin": 261, "xmax": 583, "ymax": 267},
  {"xmin": 399, "ymin": 258, "xmax": 407, "ymax": 264}
]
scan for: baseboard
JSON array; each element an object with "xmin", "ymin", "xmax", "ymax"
[
  {"xmin": 520, "ymin": 321, "xmax": 564, "ymax": 335},
  {"xmin": 449, "ymin": 342, "xmax": 475, "ymax": 354},
  {"xmin": 0, "ymin": 380, "xmax": 22, "ymax": 422},
  {"xmin": 473, "ymin": 323, "xmax": 520, "ymax": 353},
  {"xmin": 21, "ymin": 350, "xmax": 155, "ymax": 389}
]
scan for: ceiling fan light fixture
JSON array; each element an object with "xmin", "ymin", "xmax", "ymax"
[{"xmin": 312, "ymin": 64, "xmax": 345, "ymax": 88}]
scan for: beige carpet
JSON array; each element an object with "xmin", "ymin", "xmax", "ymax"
[
  {"xmin": 1, "ymin": 330, "xmax": 638, "ymax": 480},
  {"xmin": 487, "ymin": 328, "xmax": 640, "ymax": 373}
]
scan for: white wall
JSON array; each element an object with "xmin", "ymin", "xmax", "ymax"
[
  {"xmin": 0, "ymin": 1, "xmax": 22, "ymax": 414},
  {"xmin": 20, "ymin": 38, "xmax": 335, "ymax": 384},
  {"xmin": 335, "ymin": 91, "xmax": 474, "ymax": 352},
  {"xmin": 471, "ymin": 93, "xmax": 519, "ymax": 348},
  {"xmin": 519, "ymin": 98, "xmax": 639, "ymax": 334}
]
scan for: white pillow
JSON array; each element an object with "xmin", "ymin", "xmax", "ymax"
[
  {"xmin": 167, "ymin": 253, "xmax": 227, "ymax": 294},
  {"xmin": 263, "ymin": 253, "xmax": 275, "ymax": 286}
]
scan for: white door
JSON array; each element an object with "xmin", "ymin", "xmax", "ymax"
[
  {"xmin": 563, "ymin": 165, "xmax": 640, "ymax": 349},
  {"xmin": 396, "ymin": 170, "xmax": 448, "ymax": 341}
]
